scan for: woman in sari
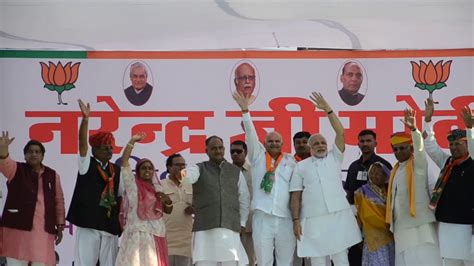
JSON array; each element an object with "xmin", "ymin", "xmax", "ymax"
[
  {"xmin": 354, "ymin": 161, "xmax": 395, "ymax": 266},
  {"xmin": 116, "ymin": 133, "xmax": 173, "ymax": 266}
]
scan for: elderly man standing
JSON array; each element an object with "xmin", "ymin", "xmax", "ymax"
[
  {"xmin": 124, "ymin": 62, "xmax": 153, "ymax": 106},
  {"xmin": 289, "ymin": 92, "xmax": 362, "ymax": 266},
  {"xmin": 0, "ymin": 133, "xmax": 65, "ymax": 266},
  {"xmin": 385, "ymin": 108, "xmax": 442, "ymax": 265},
  {"xmin": 67, "ymin": 100, "xmax": 122, "ymax": 266},
  {"xmin": 233, "ymin": 62, "xmax": 257, "ymax": 104},
  {"xmin": 162, "ymin": 153, "xmax": 194, "ymax": 266},
  {"xmin": 423, "ymin": 99, "xmax": 474, "ymax": 265},
  {"xmin": 182, "ymin": 136, "xmax": 250, "ymax": 266},
  {"xmin": 233, "ymin": 92, "xmax": 297, "ymax": 266}
]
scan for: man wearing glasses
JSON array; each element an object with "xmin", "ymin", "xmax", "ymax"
[
  {"xmin": 162, "ymin": 154, "xmax": 194, "ymax": 266},
  {"xmin": 230, "ymin": 140, "xmax": 256, "ymax": 265},
  {"xmin": 385, "ymin": 109, "xmax": 442, "ymax": 265},
  {"xmin": 234, "ymin": 63, "xmax": 257, "ymax": 105},
  {"xmin": 233, "ymin": 91, "xmax": 296, "ymax": 266},
  {"xmin": 423, "ymin": 99, "xmax": 474, "ymax": 265}
]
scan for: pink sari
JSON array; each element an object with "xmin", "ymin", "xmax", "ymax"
[{"xmin": 120, "ymin": 159, "xmax": 168, "ymax": 266}]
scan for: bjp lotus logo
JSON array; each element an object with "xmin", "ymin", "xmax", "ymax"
[
  {"xmin": 410, "ymin": 60, "xmax": 452, "ymax": 99},
  {"xmin": 40, "ymin": 61, "xmax": 81, "ymax": 105}
]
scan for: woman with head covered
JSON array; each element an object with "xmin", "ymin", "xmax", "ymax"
[
  {"xmin": 116, "ymin": 132, "xmax": 173, "ymax": 266},
  {"xmin": 354, "ymin": 162, "xmax": 395, "ymax": 266}
]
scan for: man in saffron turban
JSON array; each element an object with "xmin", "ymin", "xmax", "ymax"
[
  {"xmin": 67, "ymin": 99, "xmax": 122, "ymax": 266},
  {"xmin": 385, "ymin": 108, "xmax": 442, "ymax": 266}
]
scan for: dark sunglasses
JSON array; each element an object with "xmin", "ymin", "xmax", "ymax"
[{"xmin": 231, "ymin": 149, "xmax": 244, "ymax": 154}]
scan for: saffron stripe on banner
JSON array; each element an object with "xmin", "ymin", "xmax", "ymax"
[{"xmin": 86, "ymin": 49, "xmax": 474, "ymax": 59}]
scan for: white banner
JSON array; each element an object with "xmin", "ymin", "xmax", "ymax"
[{"xmin": 0, "ymin": 49, "xmax": 472, "ymax": 265}]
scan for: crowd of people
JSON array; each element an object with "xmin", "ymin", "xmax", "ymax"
[{"xmin": 0, "ymin": 93, "xmax": 472, "ymax": 266}]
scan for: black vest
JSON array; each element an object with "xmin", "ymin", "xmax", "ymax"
[
  {"xmin": 192, "ymin": 161, "xmax": 241, "ymax": 233},
  {"xmin": 435, "ymin": 157, "xmax": 474, "ymax": 224},
  {"xmin": 1, "ymin": 163, "xmax": 57, "ymax": 234},
  {"xmin": 66, "ymin": 157, "xmax": 121, "ymax": 235}
]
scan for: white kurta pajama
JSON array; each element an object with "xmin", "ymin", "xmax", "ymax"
[
  {"xmin": 183, "ymin": 164, "xmax": 250, "ymax": 265},
  {"xmin": 424, "ymin": 122, "xmax": 474, "ymax": 264},
  {"xmin": 289, "ymin": 144, "xmax": 362, "ymax": 264},
  {"xmin": 242, "ymin": 112, "xmax": 297, "ymax": 266},
  {"xmin": 388, "ymin": 130, "xmax": 442, "ymax": 266}
]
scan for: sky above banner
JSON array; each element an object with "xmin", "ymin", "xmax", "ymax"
[{"xmin": 0, "ymin": 0, "xmax": 472, "ymax": 50}]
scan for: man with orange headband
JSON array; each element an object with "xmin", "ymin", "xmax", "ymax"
[
  {"xmin": 233, "ymin": 91, "xmax": 297, "ymax": 266},
  {"xmin": 423, "ymin": 99, "xmax": 474, "ymax": 265},
  {"xmin": 385, "ymin": 108, "xmax": 442, "ymax": 265},
  {"xmin": 67, "ymin": 99, "xmax": 122, "ymax": 265}
]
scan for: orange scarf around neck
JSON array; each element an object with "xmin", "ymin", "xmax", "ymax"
[{"xmin": 385, "ymin": 156, "xmax": 415, "ymax": 224}]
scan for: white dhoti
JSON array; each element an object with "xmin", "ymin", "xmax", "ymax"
[
  {"xmin": 395, "ymin": 242, "xmax": 443, "ymax": 266},
  {"xmin": 438, "ymin": 222, "xmax": 474, "ymax": 264},
  {"xmin": 74, "ymin": 226, "xmax": 118, "ymax": 266},
  {"xmin": 393, "ymin": 223, "xmax": 442, "ymax": 266},
  {"xmin": 192, "ymin": 228, "xmax": 248, "ymax": 265},
  {"xmin": 297, "ymin": 208, "xmax": 361, "ymax": 258}
]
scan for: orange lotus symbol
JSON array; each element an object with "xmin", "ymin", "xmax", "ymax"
[
  {"xmin": 40, "ymin": 61, "xmax": 80, "ymax": 105},
  {"xmin": 410, "ymin": 60, "xmax": 452, "ymax": 98}
]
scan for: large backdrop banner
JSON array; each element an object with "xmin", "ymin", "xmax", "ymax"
[{"xmin": 0, "ymin": 49, "xmax": 473, "ymax": 265}]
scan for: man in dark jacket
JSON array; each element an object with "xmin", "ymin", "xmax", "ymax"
[{"xmin": 67, "ymin": 99, "xmax": 122, "ymax": 266}]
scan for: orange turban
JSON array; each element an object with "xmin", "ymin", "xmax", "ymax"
[
  {"xmin": 89, "ymin": 131, "xmax": 115, "ymax": 148},
  {"xmin": 390, "ymin": 132, "xmax": 412, "ymax": 146}
]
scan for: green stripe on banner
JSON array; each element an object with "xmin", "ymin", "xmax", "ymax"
[{"xmin": 0, "ymin": 50, "xmax": 87, "ymax": 58}]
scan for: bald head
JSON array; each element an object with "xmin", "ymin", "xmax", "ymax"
[
  {"xmin": 234, "ymin": 63, "xmax": 256, "ymax": 98},
  {"xmin": 235, "ymin": 63, "xmax": 255, "ymax": 76},
  {"xmin": 129, "ymin": 62, "xmax": 148, "ymax": 91},
  {"xmin": 264, "ymin": 131, "xmax": 283, "ymax": 157}
]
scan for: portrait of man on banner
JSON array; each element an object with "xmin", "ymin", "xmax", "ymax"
[
  {"xmin": 230, "ymin": 61, "xmax": 260, "ymax": 105},
  {"xmin": 123, "ymin": 61, "xmax": 154, "ymax": 106},
  {"xmin": 337, "ymin": 61, "xmax": 367, "ymax": 106}
]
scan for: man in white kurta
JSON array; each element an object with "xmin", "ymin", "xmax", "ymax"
[
  {"xmin": 182, "ymin": 136, "xmax": 250, "ymax": 266},
  {"xmin": 386, "ymin": 108, "xmax": 442, "ymax": 266},
  {"xmin": 289, "ymin": 92, "xmax": 361, "ymax": 266},
  {"xmin": 423, "ymin": 100, "xmax": 474, "ymax": 265},
  {"xmin": 233, "ymin": 91, "xmax": 297, "ymax": 266}
]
